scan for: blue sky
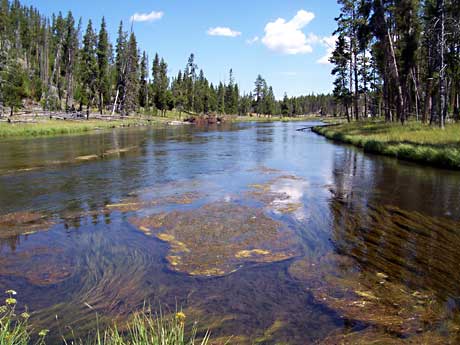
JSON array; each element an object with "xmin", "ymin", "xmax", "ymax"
[{"xmin": 22, "ymin": 1, "xmax": 339, "ymax": 99}]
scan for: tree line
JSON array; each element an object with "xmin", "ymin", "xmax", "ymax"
[
  {"xmin": 330, "ymin": 0, "xmax": 460, "ymax": 127},
  {"xmin": 0, "ymin": 0, "xmax": 333, "ymax": 118}
]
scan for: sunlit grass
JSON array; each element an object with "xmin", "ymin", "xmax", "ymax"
[
  {"xmin": 230, "ymin": 115, "xmax": 320, "ymax": 123},
  {"xmin": 0, "ymin": 291, "xmax": 210, "ymax": 345},
  {"xmin": 84, "ymin": 310, "xmax": 210, "ymax": 345},
  {"xmin": 313, "ymin": 120, "xmax": 460, "ymax": 169},
  {"xmin": 0, "ymin": 119, "xmax": 158, "ymax": 139}
]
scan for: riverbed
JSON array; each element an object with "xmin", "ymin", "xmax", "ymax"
[{"xmin": 1, "ymin": 121, "xmax": 460, "ymax": 344}]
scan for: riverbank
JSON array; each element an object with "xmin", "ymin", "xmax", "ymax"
[
  {"xmin": 0, "ymin": 118, "xmax": 163, "ymax": 139},
  {"xmin": 0, "ymin": 113, "xmax": 325, "ymax": 139},
  {"xmin": 312, "ymin": 121, "xmax": 460, "ymax": 170},
  {"xmin": 230, "ymin": 115, "xmax": 322, "ymax": 123}
]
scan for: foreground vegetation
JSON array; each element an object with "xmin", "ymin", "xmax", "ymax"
[
  {"xmin": 0, "ymin": 292, "xmax": 210, "ymax": 345},
  {"xmin": 313, "ymin": 121, "xmax": 460, "ymax": 169}
]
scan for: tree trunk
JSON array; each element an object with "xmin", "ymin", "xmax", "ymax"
[
  {"xmin": 386, "ymin": 29, "xmax": 405, "ymax": 124},
  {"xmin": 438, "ymin": 0, "xmax": 447, "ymax": 129}
]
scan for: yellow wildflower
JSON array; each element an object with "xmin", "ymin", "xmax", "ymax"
[
  {"xmin": 21, "ymin": 312, "xmax": 30, "ymax": 319},
  {"xmin": 38, "ymin": 329, "xmax": 49, "ymax": 337},
  {"xmin": 5, "ymin": 290, "xmax": 17, "ymax": 296},
  {"xmin": 175, "ymin": 311, "xmax": 186, "ymax": 323},
  {"xmin": 5, "ymin": 298, "xmax": 16, "ymax": 305}
]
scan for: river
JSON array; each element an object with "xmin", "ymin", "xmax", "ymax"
[{"xmin": 1, "ymin": 121, "xmax": 460, "ymax": 344}]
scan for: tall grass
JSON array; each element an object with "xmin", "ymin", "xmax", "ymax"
[
  {"xmin": 86, "ymin": 310, "xmax": 210, "ymax": 345},
  {"xmin": 0, "ymin": 292, "xmax": 210, "ymax": 345},
  {"xmin": 0, "ymin": 119, "xmax": 163, "ymax": 139},
  {"xmin": 313, "ymin": 121, "xmax": 460, "ymax": 169}
]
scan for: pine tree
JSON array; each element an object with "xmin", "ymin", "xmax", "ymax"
[
  {"xmin": 139, "ymin": 51, "xmax": 148, "ymax": 109},
  {"xmin": 253, "ymin": 74, "xmax": 266, "ymax": 115},
  {"xmin": 79, "ymin": 19, "xmax": 97, "ymax": 118},
  {"xmin": 1, "ymin": 58, "xmax": 27, "ymax": 116},
  {"xmin": 156, "ymin": 57, "xmax": 169, "ymax": 116},
  {"xmin": 331, "ymin": 34, "xmax": 352, "ymax": 121},
  {"xmin": 151, "ymin": 53, "xmax": 160, "ymax": 111},
  {"xmin": 184, "ymin": 53, "xmax": 197, "ymax": 111},
  {"xmin": 96, "ymin": 17, "xmax": 110, "ymax": 114},
  {"xmin": 113, "ymin": 21, "xmax": 127, "ymax": 114},
  {"xmin": 122, "ymin": 32, "xmax": 139, "ymax": 114}
]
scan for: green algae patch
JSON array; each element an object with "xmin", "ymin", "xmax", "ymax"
[
  {"xmin": 130, "ymin": 202, "xmax": 300, "ymax": 276},
  {"xmin": 289, "ymin": 253, "xmax": 455, "ymax": 341},
  {"xmin": 0, "ymin": 211, "xmax": 54, "ymax": 238}
]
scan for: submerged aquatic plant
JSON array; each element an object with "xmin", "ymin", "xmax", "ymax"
[{"xmin": 130, "ymin": 202, "xmax": 300, "ymax": 276}]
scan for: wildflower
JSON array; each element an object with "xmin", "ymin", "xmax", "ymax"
[
  {"xmin": 21, "ymin": 312, "xmax": 30, "ymax": 319},
  {"xmin": 175, "ymin": 311, "xmax": 186, "ymax": 323},
  {"xmin": 5, "ymin": 290, "xmax": 17, "ymax": 296},
  {"xmin": 5, "ymin": 298, "xmax": 16, "ymax": 305},
  {"xmin": 0, "ymin": 306, "xmax": 7, "ymax": 313},
  {"xmin": 38, "ymin": 329, "xmax": 49, "ymax": 337}
]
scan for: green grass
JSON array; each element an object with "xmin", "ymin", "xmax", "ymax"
[
  {"xmin": 229, "ymin": 115, "xmax": 323, "ymax": 123},
  {"xmin": 0, "ymin": 292, "xmax": 210, "ymax": 345},
  {"xmin": 312, "ymin": 120, "xmax": 460, "ymax": 169},
  {"xmin": 0, "ymin": 119, "xmax": 160, "ymax": 139}
]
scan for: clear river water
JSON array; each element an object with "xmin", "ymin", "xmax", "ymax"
[{"xmin": 1, "ymin": 121, "xmax": 460, "ymax": 344}]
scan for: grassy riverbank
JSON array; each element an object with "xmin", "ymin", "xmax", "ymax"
[
  {"xmin": 0, "ymin": 112, "xmax": 325, "ymax": 139},
  {"xmin": 0, "ymin": 294, "xmax": 210, "ymax": 345},
  {"xmin": 0, "ymin": 119, "xmax": 160, "ymax": 139},
  {"xmin": 230, "ymin": 115, "xmax": 322, "ymax": 123},
  {"xmin": 313, "ymin": 121, "xmax": 460, "ymax": 169}
]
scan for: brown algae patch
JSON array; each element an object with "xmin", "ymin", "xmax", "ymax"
[
  {"xmin": 247, "ymin": 166, "xmax": 283, "ymax": 175},
  {"xmin": 289, "ymin": 253, "xmax": 454, "ymax": 340},
  {"xmin": 329, "ymin": 198, "xmax": 460, "ymax": 300},
  {"xmin": 0, "ymin": 211, "xmax": 54, "ymax": 237},
  {"xmin": 320, "ymin": 327, "xmax": 459, "ymax": 345},
  {"xmin": 105, "ymin": 192, "xmax": 202, "ymax": 212},
  {"xmin": 0, "ymin": 248, "xmax": 76, "ymax": 286},
  {"xmin": 102, "ymin": 146, "xmax": 138, "ymax": 157},
  {"xmin": 130, "ymin": 203, "xmax": 300, "ymax": 276}
]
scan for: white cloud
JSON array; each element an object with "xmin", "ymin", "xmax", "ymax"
[
  {"xmin": 207, "ymin": 27, "xmax": 242, "ymax": 37},
  {"xmin": 262, "ymin": 10, "xmax": 316, "ymax": 55},
  {"xmin": 246, "ymin": 36, "xmax": 259, "ymax": 45},
  {"xmin": 131, "ymin": 11, "xmax": 164, "ymax": 23},
  {"xmin": 317, "ymin": 35, "xmax": 337, "ymax": 65}
]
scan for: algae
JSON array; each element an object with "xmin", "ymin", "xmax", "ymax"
[
  {"xmin": 105, "ymin": 192, "xmax": 202, "ymax": 212},
  {"xmin": 0, "ymin": 211, "xmax": 54, "ymax": 238},
  {"xmin": 0, "ymin": 248, "xmax": 76, "ymax": 286},
  {"xmin": 130, "ymin": 202, "xmax": 300, "ymax": 276},
  {"xmin": 289, "ymin": 252, "xmax": 456, "ymax": 341}
]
